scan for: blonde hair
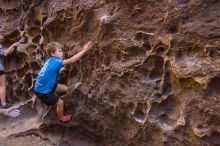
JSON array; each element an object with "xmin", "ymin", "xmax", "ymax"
[{"xmin": 45, "ymin": 42, "xmax": 63, "ymax": 57}]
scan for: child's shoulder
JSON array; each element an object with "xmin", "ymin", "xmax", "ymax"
[
  {"xmin": 48, "ymin": 57, "xmax": 63, "ymax": 64},
  {"xmin": 50, "ymin": 57, "xmax": 63, "ymax": 61}
]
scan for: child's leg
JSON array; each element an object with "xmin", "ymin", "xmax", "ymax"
[
  {"xmin": 0, "ymin": 74, "xmax": 6, "ymax": 105},
  {"xmin": 54, "ymin": 84, "xmax": 71, "ymax": 122},
  {"xmin": 56, "ymin": 99, "xmax": 72, "ymax": 122},
  {"xmin": 56, "ymin": 99, "xmax": 64, "ymax": 120},
  {"xmin": 55, "ymin": 84, "xmax": 68, "ymax": 94}
]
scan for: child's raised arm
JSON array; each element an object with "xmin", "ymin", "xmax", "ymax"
[{"xmin": 63, "ymin": 41, "xmax": 93, "ymax": 65}]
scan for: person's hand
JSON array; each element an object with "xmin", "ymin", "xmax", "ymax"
[
  {"xmin": 13, "ymin": 42, "xmax": 20, "ymax": 47},
  {"xmin": 4, "ymin": 108, "xmax": 20, "ymax": 118},
  {"xmin": 12, "ymin": 41, "xmax": 20, "ymax": 48},
  {"xmin": 83, "ymin": 41, "xmax": 93, "ymax": 51}
]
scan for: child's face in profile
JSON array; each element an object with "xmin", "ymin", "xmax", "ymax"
[{"xmin": 52, "ymin": 48, "xmax": 64, "ymax": 59}]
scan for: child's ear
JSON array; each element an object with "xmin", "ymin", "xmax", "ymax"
[{"xmin": 51, "ymin": 52, "xmax": 55, "ymax": 57}]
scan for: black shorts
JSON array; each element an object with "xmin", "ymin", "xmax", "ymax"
[
  {"xmin": 0, "ymin": 70, "xmax": 5, "ymax": 76},
  {"xmin": 34, "ymin": 84, "xmax": 59, "ymax": 106}
]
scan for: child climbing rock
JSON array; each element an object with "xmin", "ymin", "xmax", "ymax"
[
  {"xmin": 34, "ymin": 41, "xmax": 93, "ymax": 122},
  {"xmin": 0, "ymin": 34, "xmax": 20, "ymax": 109}
]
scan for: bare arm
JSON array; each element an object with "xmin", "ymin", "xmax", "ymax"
[
  {"xmin": 3, "ymin": 42, "xmax": 19, "ymax": 56},
  {"xmin": 0, "ymin": 108, "xmax": 4, "ymax": 114},
  {"xmin": 63, "ymin": 42, "xmax": 93, "ymax": 65}
]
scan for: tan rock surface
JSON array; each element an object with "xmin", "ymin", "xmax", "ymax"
[{"xmin": 0, "ymin": 0, "xmax": 220, "ymax": 145}]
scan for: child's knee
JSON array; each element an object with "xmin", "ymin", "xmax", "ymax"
[
  {"xmin": 60, "ymin": 85, "xmax": 68, "ymax": 93},
  {"xmin": 56, "ymin": 84, "xmax": 68, "ymax": 94},
  {"xmin": 64, "ymin": 86, "xmax": 68, "ymax": 93},
  {"xmin": 57, "ymin": 99, "xmax": 64, "ymax": 106}
]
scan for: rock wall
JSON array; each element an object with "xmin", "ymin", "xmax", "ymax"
[{"xmin": 0, "ymin": 0, "xmax": 220, "ymax": 146}]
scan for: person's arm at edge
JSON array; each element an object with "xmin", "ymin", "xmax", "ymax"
[
  {"xmin": 0, "ymin": 107, "xmax": 20, "ymax": 117},
  {"xmin": 3, "ymin": 42, "xmax": 19, "ymax": 56},
  {"xmin": 63, "ymin": 41, "xmax": 92, "ymax": 65},
  {"xmin": 0, "ymin": 108, "xmax": 4, "ymax": 114}
]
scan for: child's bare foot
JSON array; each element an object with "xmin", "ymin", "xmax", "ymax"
[{"xmin": 60, "ymin": 114, "xmax": 72, "ymax": 122}]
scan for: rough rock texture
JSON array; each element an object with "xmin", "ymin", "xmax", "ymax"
[{"xmin": 0, "ymin": 0, "xmax": 220, "ymax": 146}]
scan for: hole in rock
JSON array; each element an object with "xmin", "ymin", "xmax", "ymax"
[
  {"xmin": 177, "ymin": 0, "xmax": 189, "ymax": 4},
  {"xmin": 168, "ymin": 23, "xmax": 179, "ymax": 33},
  {"xmin": 32, "ymin": 35, "xmax": 41, "ymax": 44},
  {"xmin": 4, "ymin": 30, "xmax": 20, "ymax": 45},
  {"xmin": 134, "ymin": 110, "xmax": 145, "ymax": 123},
  {"xmin": 42, "ymin": 29, "xmax": 51, "ymax": 44},
  {"xmin": 28, "ymin": 27, "xmax": 41, "ymax": 38},
  {"xmin": 142, "ymin": 55, "xmax": 164, "ymax": 71},
  {"xmin": 210, "ymin": 132, "xmax": 220, "ymax": 146},
  {"xmin": 149, "ymin": 95, "xmax": 180, "ymax": 127},
  {"xmin": 128, "ymin": 142, "xmax": 135, "ymax": 146},
  {"xmin": 115, "ymin": 50, "xmax": 123, "ymax": 60},
  {"xmin": 26, "ymin": 44, "xmax": 37, "ymax": 54},
  {"xmin": 142, "ymin": 42, "xmax": 151, "ymax": 51},
  {"xmin": 16, "ymin": 64, "xmax": 30, "ymax": 79},
  {"xmin": 125, "ymin": 46, "xmax": 147, "ymax": 57},
  {"xmin": 152, "ymin": 93, "xmax": 162, "ymax": 101},
  {"xmin": 179, "ymin": 77, "xmax": 202, "ymax": 91},
  {"xmin": 134, "ymin": 31, "xmax": 151, "ymax": 41},
  {"xmin": 156, "ymin": 46, "xmax": 165, "ymax": 55},
  {"xmin": 149, "ymin": 67, "xmax": 163, "ymax": 80},
  {"xmin": 134, "ymin": 102, "xmax": 147, "ymax": 123},
  {"xmin": 143, "ymin": 55, "xmax": 164, "ymax": 80},
  {"xmin": 205, "ymin": 77, "xmax": 220, "ymax": 96},
  {"xmin": 203, "ymin": 132, "xmax": 220, "ymax": 146},
  {"xmin": 5, "ymin": 52, "xmax": 28, "ymax": 71},
  {"xmin": 161, "ymin": 70, "xmax": 175, "ymax": 96},
  {"xmin": 127, "ymin": 102, "xmax": 135, "ymax": 113},
  {"xmin": 31, "ymin": 61, "xmax": 41, "ymax": 74},
  {"xmin": 208, "ymin": 49, "xmax": 215, "ymax": 57},
  {"xmin": 23, "ymin": 72, "xmax": 33, "ymax": 89},
  {"xmin": 158, "ymin": 113, "xmax": 169, "ymax": 123},
  {"xmin": 34, "ymin": 19, "xmax": 41, "ymax": 26}
]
